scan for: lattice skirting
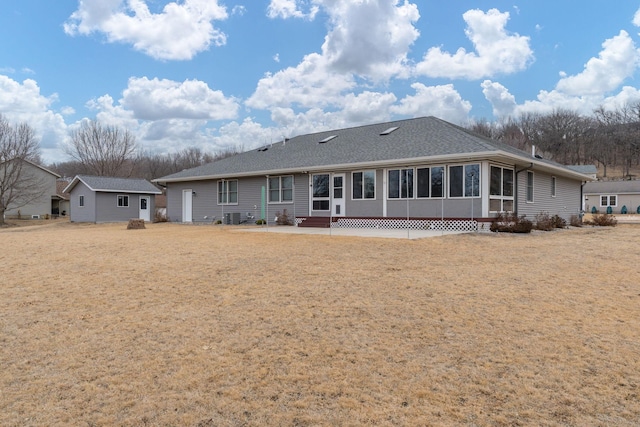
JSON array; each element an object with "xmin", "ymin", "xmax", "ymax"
[{"xmin": 319, "ymin": 218, "xmax": 492, "ymax": 232}]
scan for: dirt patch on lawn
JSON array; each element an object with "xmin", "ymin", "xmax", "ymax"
[{"xmin": 1, "ymin": 223, "xmax": 639, "ymax": 426}]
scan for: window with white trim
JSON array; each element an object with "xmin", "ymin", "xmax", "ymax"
[
  {"xmin": 79, "ymin": 195, "xmax": 85, "ymax": 207},
  {"xmin": 268, "ymin": 175, "xmax": 293, "ymax": 203},
  {"xmin": 600, "ymin": 195, "xmax": 617, "ymax": 207},
  {"xmin": 388, "ymin": 168, "xmax": 413, "ymax": 199},
  {"xmin": 526, "ymin": 171, "xmax": 534, "ymax": 202},
  {"xmin": 416, "ymin": 166, "xmax": 444, "ymax": 198},
  {"xmin": 489, "ymin": 166, "xmax": 514, "ymax": 212},
  {"xmin": 449, "ymin": 164, "xmax": 480, "ymax": 198},
  {"xmin": 117, "ymin": 195, "xmax": 129, "ymax": 207},
  {"xmin": 551, "ymin": 176, "xmax": 556, "ymax": 197},
  {"xmin": 218, "ymin": 180, "xmax": 238, "ymax": 204},
  {"xmin": 352, "ymin": 171, "xmax": 375, "ymax": 199},
  {"xmin": 312, "ymin": 174, "xmax": 330, "ymax": 211}
]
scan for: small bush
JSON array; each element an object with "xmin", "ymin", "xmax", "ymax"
[
  {"xmin": 570, "ymin": 214, "xmax": 582, "ymax": 227},
  {"xmin": 490, "ymin": 212, "xmax": 533, "ymax": 233},
  {"xmin": 255, "ymin": 219, "xmax": 266, "ymax": 225},
  {"xmin": 584, "ymin": 214, "xmax": 617, "ymax": 227},
  {"xmin": 551, "ymin": 214, "xmax": 567, "ymax": 229},
  {"xmin": 534, "ymin": 212, "xmax": 554, "ymax": 231},
  {"xmin": 275, "ymin": 209, "xmax": 293, "ymax": 225}
]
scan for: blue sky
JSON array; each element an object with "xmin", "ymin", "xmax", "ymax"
[{"xmin": 2, "ymin": 1, "xmax": 640, "ymax": 165}]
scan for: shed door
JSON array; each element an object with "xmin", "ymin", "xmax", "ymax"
[
  {"xmin": 139, "ymin": 196, "xmax": 151, "ymax": 222},
  {"xmin": 182, "ymin": 189, "xmax": 193, "ymax": 223}
]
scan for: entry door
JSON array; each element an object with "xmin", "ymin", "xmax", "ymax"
[
  {"xmin": 139, "ymin": 196, "xmax": 151, "ymax": 222},
  {"xmin": 332, "ymin": 173, "xmax": 345, "ymax": 217},
  {"xmin": 182, "ymin": 189, "xmax": 193, "ymax": 223}
]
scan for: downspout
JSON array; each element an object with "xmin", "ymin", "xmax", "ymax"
[{"xmin": 514, "ymin": 163, "xmax": 533, "ymax": 215}]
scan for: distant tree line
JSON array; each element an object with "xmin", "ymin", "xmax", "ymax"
[
  {"xmin": 50, "ymin": 119, "xmax": 241, "ymax": 181},
  {"xmin": 467, "ymin": 103, "xmax": 640, "ymax": 178}
]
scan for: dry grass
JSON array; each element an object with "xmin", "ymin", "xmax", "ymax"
[{"xmin": 1, "ymin": 221, "xmax": 639, "ymax": 426}]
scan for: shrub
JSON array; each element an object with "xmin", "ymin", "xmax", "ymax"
[
  {"xmin": 275, "ymin": 209, "xmax": 293, "ymax": 225},
  {"xmin": 490, "ymin": 212, "xmax": 533, "ymax": 233},
  {"xmin": 569, "ymin": 214, "xmax": 582, "ymax": 227},
  {"xmin": 584, "ymin": 214, "xmax": 617, "ymax": 227},
  {"xmin": 551, "ymin": 214, "xmax": 567, "ymax": 229},
  {"xmin": 534, "ymin": 212, "xmax": 554, "ymax": 231},
  {"xmin": 255, "ymin": 219, "xmax": 266, "ymax": 225}
]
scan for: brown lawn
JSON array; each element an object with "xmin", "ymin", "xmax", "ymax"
[{"xmin": 1, "ymin": 221, "xmax": 639, "ymax": 426}]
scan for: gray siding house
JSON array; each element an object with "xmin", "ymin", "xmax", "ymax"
[
  {"xmin": 154, "ymin": 117, "xmax": 593, "ymax": 230},
  {"xmin": 64, "ymin": 175, "xmax": 162, "ymax": 223},
  {"xmin": 583, "ymin": 180, "xmax": 640, "ymax": 214},
  {"xmin": 2, "ymin": 159, "xmax": 60, "ymax": 219}
]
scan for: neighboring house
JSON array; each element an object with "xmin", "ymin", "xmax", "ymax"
[
  {"xmin": 2, "ymin": 159, "xmax": 60, "ymax": 219},
  {"xmin": 583, "ymin": 180, "xmax": 640, "ymax": 214},
  {"xmin": 154, "ymin": 117, "xmax": 594, "ymax": 230},
  {"xmin": 568, "ymin": 165, "xmax": 598, "ymax": 181},
  {"xmin": 64, "ymin": 175, "xmax": 162, "ymax": 223},
  {"xmin": 53, "ymin": 177, "xmax": 72, "ymax": 217}
]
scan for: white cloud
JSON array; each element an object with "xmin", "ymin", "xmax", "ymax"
[
  {"xmin": 481, "ymin": 80, "xmax": 517, "ymax": 117},
  {"xmin": 416, "ymin": 8, "xmax": 533, "ymax": 80},
  {"xmin": 482, "ymin": 29, "xmax": 640, "ymax": 119},
  {"xmin": 633, "ymin": 7, "xmax": 640, "ymax": 27},
  {"xmin": 556, "ymin": 31, "xmax": 640, "ymax": 96},
  {"xmin": 321, "ymin": 0, "xmax": 420, "ymax": 80},
  {"xmin": 390, "ymin": 83, "xmax": 472, "ymax": 124},
  {"xmin": 64, "ymin": 0, "xmax": 228, "ymax": 60},
  {"xmin": 120, "ymin": 77, "xmax": 240, "ymax": 121},
  {"xmin": 246, "ymin": 53, "xmax": 356, "ymax": 110},
  {"xmin": 0, "ymin": 76, "xmax": 69, "ymax": 160},
  {"xmin": 267, "ymin": 0, "xmax": 319, "ymax": 20}
]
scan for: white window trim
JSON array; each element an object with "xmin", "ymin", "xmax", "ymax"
[
  {"xmin": 117, "ymin": 194, "xmax": 129, "ymax": 208},
  {"xmin": 416, "ymin": 165, "xmax": 445, "ymax": 199},
  {"xmin": 311, "ymin": 173, "xmax": 330, "ymax": 211},
  {"xmin": 268, "ymin": 175, "xmax": 294, "ymax": 204},
  {"xmin": 387, "ymin": 167, "xmax": 414, "ymax": 200},
  {"xmin": 448, "ymin": 163, "xmax": 481, "ymax": 199},
  {"xmin": 351, "ymin": 170, "xmax": 376, "ymax": 200},
  {"xmin": 600, "ymin": 195, "xmax": 617, "ymax": 207},
  {"xmin": 78, "ymin": 195, "xmax": 85, "ymax": 208},
  {"xmin": 489, "ymin": 165, "xmax": 514, "ymax": 213},
  {"xmin": 218, "ymin": 179, "xmax": 239, "ymax": 205},
  {"xmin": 551, "ymin": 176, "xmax": 557, "ymax": 198}
]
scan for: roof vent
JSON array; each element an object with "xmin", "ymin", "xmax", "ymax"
[
  {"xmin": 380, "ymin": 126, "xmax": 399, "ymax": 135},
  {"xmin": 257, "ymin": 146, "xmax": 269, "ymax": 152},
  {"xmin": 319, "ymin": 135, "xmax": 337, "ymax": 143}
]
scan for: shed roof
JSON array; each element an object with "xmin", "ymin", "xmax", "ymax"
[
  {"xmin": 583, "ymin": 180, "xmax": 640, "ymax": 194},
  {"xmin": 63, "ymin": 175, "xmax": 162, "ymax": 194},
  {"xmin": 154, "ymin": 116, "xmax": 593, "ymax": 184}
]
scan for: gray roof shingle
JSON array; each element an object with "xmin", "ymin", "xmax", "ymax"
[
  {"xmin": 65, "ymin": 175, "xmax": 162, "ymax": 194},
  {"xmin": 583, "ymin": 180, "xmax": 640, "ymax": 194},
  {"xmin": 155, "ymin": 116, "xmax": 591, "ymax": 182}
]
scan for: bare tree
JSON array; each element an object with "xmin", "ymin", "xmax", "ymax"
[
  {"xmin": 65, "ymin": 120, "xmax": 137, "ymax": 177},
  {"xmin": 0, "ymin": 115, "xmax": 46, "ymax": 225}
]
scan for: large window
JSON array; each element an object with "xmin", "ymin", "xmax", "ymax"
[
  {"xmin": 117, "ymin": 195, "xmax": 129, "ymax": 207},
  {"xmin": 526, "ymin": 171, "xmax": 534, "ymax": 202},
  {"xmin": 218, "ymin": 180, "xmax": 238, "ymax": 204},
  {"xmin": 269, "ymin": 176, "xmax": 293, "ymax": 203},
  {"xmin": 312, "ymin": 174, "xmax": 330, "ymax": 211},
  {"xmin": 416, "ymin": 166, "xmax": 444, "ymax": 198},
  {"xmin": 600, "ymin": 195, "xmax": 617, "ymax": 207},
  {"xmin": 352, "ymin": 171, "xmax": 375, "ymax": 199},
  {"xmin": 449, "ymin": 164, "xmax": 480, "ymax": 198},
  {"xmin": 489, "ymin": 166, "xmax": 514, "ymax": 212},
  {"xmin": 388, "ymin": 168, "xmax": 413, "ymax": 199}
]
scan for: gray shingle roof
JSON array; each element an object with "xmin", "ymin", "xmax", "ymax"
[
  {"xmin": 583, "ymin": 180, "xmax": 640, "ymax": 194},
  {"xmin": 155, "ymin": 116, "xmax": 591, "ymax": 183},
  {"xmin": 65, "ymin": 175, "xmax": 162, "ymax": 194}
]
